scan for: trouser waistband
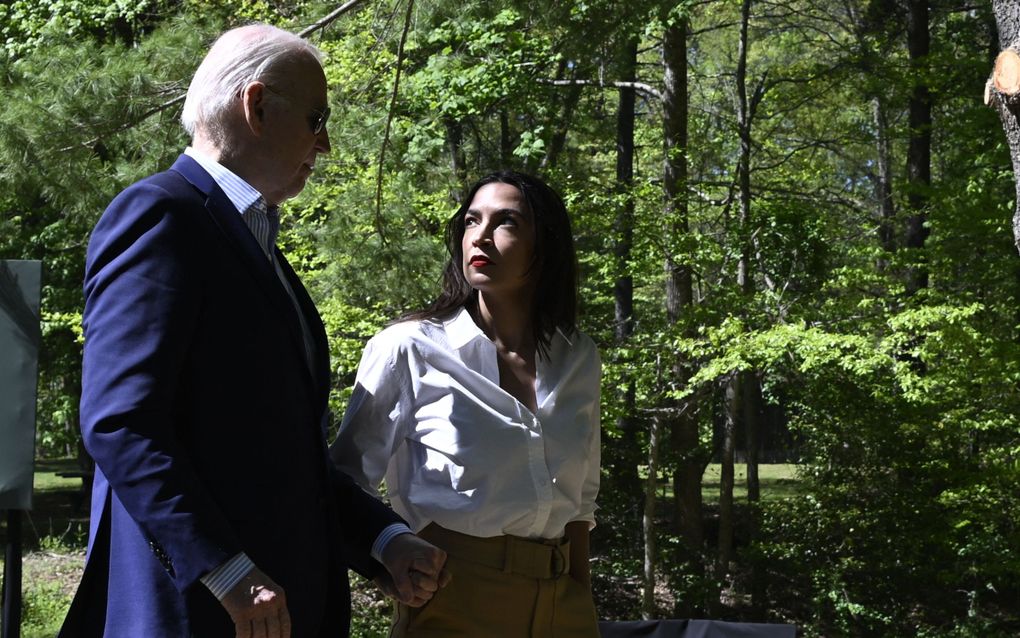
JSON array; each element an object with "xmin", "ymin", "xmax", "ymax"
[{"xmin": 419, "ymin": 523, "xmax": 570, "ymax": 580}]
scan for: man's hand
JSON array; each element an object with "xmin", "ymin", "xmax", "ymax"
[
  {"xmin": 376, "ymin": 533, "xmax": 451, "ymax": 607},
  {"xmin": 220, "ymin": 567, "xmax": 291, "ymax": 638}
]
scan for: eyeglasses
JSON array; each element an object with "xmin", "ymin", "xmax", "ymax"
[
  {"xmin": 262, "ymin": 84, "xmax": 331, "ymax": 135},
  {"xmin": 306, "ymin": 106, "xmax": 331, "ymax": 135}
]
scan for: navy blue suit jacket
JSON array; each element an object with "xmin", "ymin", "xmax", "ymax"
[{"xmin": 60, "ymin": 155, "xmax": 402, "ymax": 637}]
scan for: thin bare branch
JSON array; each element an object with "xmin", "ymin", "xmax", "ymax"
[
  {"xmin": 373, "ymin": 0, "xmax": 414, "ymax": 244},
  {"xmin": 298, "ymin": 0, "xmax": 370, "ymax": 37}
]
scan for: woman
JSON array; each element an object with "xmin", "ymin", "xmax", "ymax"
[{"xmin": 331, "ymin": 171, "xmax": 601, "ymax": 637}]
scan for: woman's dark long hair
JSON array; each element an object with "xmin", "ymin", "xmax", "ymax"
[{"xmin": 403, "ymin": 170, "xmax": 578, "ymax": 358}]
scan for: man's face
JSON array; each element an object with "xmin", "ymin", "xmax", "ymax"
[{"xmin": 258, "ymin": 55, "xmax": 331, "ymax": 206}]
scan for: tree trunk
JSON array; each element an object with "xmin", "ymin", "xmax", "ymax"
[
  {"xmin": 715, "ymin": 0, "xmax": 752, "ymax": 607},
  {"xmin": 989, "ymin": 0, "xmax": 1020, "ymax": 254},
  {"xmin": 718, "ymin": 375, "xmax": 738, "ymax": 590},
  {"xmin": 500, "ymin": 109, "xmax": 512, "ymax": 167},
  {"xmin": 905, "ymin": 0, "xmax": 931, "ymax": 293},
  {"xmin": 642, "ymin": 414, "xmax": 662, "ymax": 619},
  {"xmin": 744, "ymin": 373, "xmax": 762, "ymax": 503},
  {"xmin": 743, "ymin": 371, "xmax": 765, "ymax": 618},
  {"xmin": 730, "ymin": 0, "xmax": 768, "ymax": 614},
  {"xmin": 873, "ymin": 97, "xmax": 897, "ymax": 257},
  {"xmin": 541, "ymin": 58, "xmax": 584, "ymax": 170},
  {"xmin": 444, "ymin": 116, "xmax": 467, "ymax": 205},
  {"xmin": 613, "ymin": 35, "xmax": 643, "ymax": 504},
  {"xmin": 660, "ymin": 7, "xmax": 704, "ymax": 616}
]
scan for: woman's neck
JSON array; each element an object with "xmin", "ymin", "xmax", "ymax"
[
  {"xmin": 473, "ymin": 292, "xmax": 534, "ymax": 355},
  {"xmin": 473, "ymin": 291, "xmax": 538, "ymax": 412}
]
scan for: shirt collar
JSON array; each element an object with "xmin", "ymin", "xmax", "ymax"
[
  {"xmin": 443, "ymin": 307, "xmax": 488, "ymax": 350},
  {"xmin": 184, "ymin": 146, "xmax": 263, "ymax": 216},
  {"xmin": 442, "ymin": 307, "xmax": 575, "ymax": 350}
]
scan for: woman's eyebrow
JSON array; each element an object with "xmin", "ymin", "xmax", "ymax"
[{"xmin": 467, "ymin": 207, "xmax": 523, "ymax": 216}]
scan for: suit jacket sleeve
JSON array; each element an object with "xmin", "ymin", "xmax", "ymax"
[{"xmin": 80, "ymin": 179, "xmax": 240, "ymax": 593}]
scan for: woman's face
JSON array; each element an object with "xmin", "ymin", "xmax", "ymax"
[{"xmin": 461, "ymin": 182, "xmax": 538, "ymax": 298}]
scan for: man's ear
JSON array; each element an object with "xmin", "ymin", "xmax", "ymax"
[{"xmin": 240, "ymin": 81, "xmax": 266, "ymax": 135}]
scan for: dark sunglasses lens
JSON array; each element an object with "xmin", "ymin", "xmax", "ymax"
[{"xmin": 311, "ymin": 108, "xmax": 331, "ymax": 135}]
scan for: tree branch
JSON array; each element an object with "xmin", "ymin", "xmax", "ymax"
[
  {"xmin": 373, "ymin": 0, "xmax": 414, "ymax": 245},
  {"xmin": 298, "ymin": 0, "xmax": 370, "ymax": 38}
]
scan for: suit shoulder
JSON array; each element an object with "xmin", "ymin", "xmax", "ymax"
[{"xmin": 106, "ymin": 168, "xmax": 196, "ymax": 211}]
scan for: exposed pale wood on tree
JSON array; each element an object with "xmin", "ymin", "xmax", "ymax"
[
  {"xmin": 993, "ymin": 49, "xmax": 1020, "ymax": 96},
  {"xmin": 990, "ymin": 0, "xmax": 1020, "ymax": 254},
  {"xmin": 537, "ymin": 78, "xmax": 663, "ymax": 101}
]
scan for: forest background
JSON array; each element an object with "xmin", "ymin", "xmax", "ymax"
[{"xmin": 1, "ymin": 0, "xmax": 1019, "ymax": 636}]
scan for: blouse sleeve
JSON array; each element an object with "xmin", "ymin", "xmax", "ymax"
[{"xmin": 330, "ymin": 329, "xmax": 414, "ymax": 496}]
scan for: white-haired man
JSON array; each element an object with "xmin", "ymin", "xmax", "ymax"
[{"xmin": 60, "ymin": 23, "xmax": 446, "ymax": 638}]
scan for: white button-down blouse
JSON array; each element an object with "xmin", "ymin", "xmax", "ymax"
[{"xmin": 331, "ymin": 307, "xmax": 601, "ymax": 540}]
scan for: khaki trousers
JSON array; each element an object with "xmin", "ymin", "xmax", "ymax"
[{"xmin": 389, "ymin": 525, "xmax": 599, "ymax": 638}]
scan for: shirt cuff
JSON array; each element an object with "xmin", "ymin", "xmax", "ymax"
[
  {"xmin": 200, "ymin": 552, "xmax": 255, "ymax": 600},
  {"xmin": 371, "ymin": 523, "xmax": 414, "ymax": 562}
]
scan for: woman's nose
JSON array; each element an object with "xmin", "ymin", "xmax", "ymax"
[{"xmin": 471, "ymin": 233, "xmax": 492, "ymax": 246}]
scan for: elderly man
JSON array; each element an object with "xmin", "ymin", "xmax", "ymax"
[{"xmin": 59, "ymin": 23, "xmax": 445, "ymax": 638}]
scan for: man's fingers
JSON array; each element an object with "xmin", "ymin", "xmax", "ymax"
[
  {"xmin": 220, "ymin": 567, "xmax": 290, "ymax": 638},
  {"xmin": 264, "ymin": 610, "xmax": 281, "ymax": 638},
  {"xmin": 410, "ymin": 553, "xmax": 444, "ymax": 577},
  {"xmin": 391, "ymin": 569, "xmax": 416, "ymax": 604},
  {"xmin": 410, "ymin": 569, "xmax": 439, "ymax": 593},
  {"xmin": 252, "ymin": 617, "xmax": 268, "ymax": 638},
  {"xmin": 417, "ymin": 547, "xmax": 448, "ymax": 572},
  {"xmin": 437, "ymin": 567, "xmax": 452, "ymax": 588},
  {"xmin": 279, "ymin": 607, "xmax": 292, "ymax": 638}
]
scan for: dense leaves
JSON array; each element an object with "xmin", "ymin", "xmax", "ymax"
[{"xmin": 2, "ymin": 0, "xmax": 1018, "ymax": 635}]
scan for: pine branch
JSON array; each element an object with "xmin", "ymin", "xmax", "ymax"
[{"xmin": 60, "ymin": 0, "xmax": 372, "ymax": 153}]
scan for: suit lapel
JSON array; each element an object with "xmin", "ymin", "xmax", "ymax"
[
  {"xmin": 274, "ymin": 253, "xmax": 331, "ymax": 398},
  {"xmin": 169, "ymin": 155, "xmax": 325, "ymax": 396}
]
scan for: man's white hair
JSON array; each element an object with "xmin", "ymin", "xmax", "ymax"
[{"xmin": 181, "ymin": 23, "xmax": 322, "ymax": 147}]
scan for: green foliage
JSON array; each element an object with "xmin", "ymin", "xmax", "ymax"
[
  {"xmin": 348, "ymin": 575, "xmax": 393, "ymax": 637},
  {"xmin": 0, "ymin": 0, "xmax": 170, "ymax": 60},
  {"xmin": 3, "ymin": 0, "xmax": 1019, "ymax": 633},
  {"xmin": 20, "ymin": 581, "xmax": 73, "ymax": 638}
]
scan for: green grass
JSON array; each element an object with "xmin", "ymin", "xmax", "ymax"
[
  {"xmin": 32, "ymin": 458, "xmax": 86, "ymax": 492},
  {"xmin": 701, "ymin": 463, "xmax": 802, "ymax": 502},
  {"xmin": 645, "ymin": 463, "xmax": 804, "ymax": 503},
  {"xmin": 1, "ymin": 458, "xmax": 90, "ymax": 550},
  {"xmin": 0, "ymin": 459, "xmax": 88, "ymax": 637},
  {"xmin": 19, "ymin": 582, "xmax": 73, "ymax": 638}
]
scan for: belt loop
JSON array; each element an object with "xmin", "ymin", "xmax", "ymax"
[
  {"xmin": 503, "ymin": 535, "xmax": 515, "ymax": 574},
  {"xmin": 552, "ymin": 542, "xmax": 567, "ymax": 578}
]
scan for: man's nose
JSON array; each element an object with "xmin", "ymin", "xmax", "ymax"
[{"xmin": 316, "ymin": 127, "xmax": 331, "ymax": 154}]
